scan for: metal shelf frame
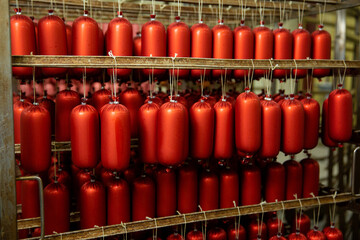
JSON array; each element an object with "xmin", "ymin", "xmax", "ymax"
[
  {"xmin": 11, "ymin": 56, "xmax": 360, "ymax": 73},
  {"xmin": 20, "ymin": 193, "xmax": 358, "ymax": 240}
]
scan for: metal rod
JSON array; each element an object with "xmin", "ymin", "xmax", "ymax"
[
  {"xmin": 21, "ymin": 193, "xmax": 356, "ymax": 240},
  {"xmin": 17, "ymin": 176, "xmax": 45, "ymax": 240},
  {"xmin": 14, "ymin": 140, "xmax": 139, "ymax": 154},
  {"xmin": 352, "ymin": 147, "xmax": 360, "ymax": 195},
  {"xmin": 11, "ymin": 56, "xmax": 360, "ymax": 70}
]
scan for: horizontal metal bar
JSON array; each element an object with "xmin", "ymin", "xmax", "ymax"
[
  {"xmin": 14, "ymin": 140, "xmax": 139, "ymax": 154},
  {"xmin": 22, "ymin": 193, "xmax": 357, "ymax": 240},
  {"xmin": 11, "ymin": 56, "xmax": 360, "ymax": 71}
]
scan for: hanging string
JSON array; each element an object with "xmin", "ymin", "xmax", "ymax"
[
  {"xmin": 151, "ymin": 0, "xmax": 156, "ymax": 15},
  {"xmin": 220, "ymin": 70, "xmax": 227, "ymax": 99},
  {"xmin": 233, "ymin": 201, "xmax": 241, "ymax": 240},
  {"xmin": 319, "ymin": 0, "xmax": 327, "ymax": 26},
  {"xmin": 32, "ymin": 67, "xmax": 36, "ymax": 104},
  {"xmin": 62, "ymin": 0, "xmax": 66, "ymax": 19},
  {"xmin": 83, "ymin": 67, "xmax": 87, "ymax": 100},
  {"xmin": 197, "ymin": 0, "xmax": 203, "ymax": 22},
  {"xmin": 329, "ymin": 192, "xmax": 337, "ymax": 225},
  {"xmin": 248, "ymin": 59, "xmax": 255, "ymax": 90},
  {"xmin": 279, "ymin": 0, "xmax": 286, "ymax": 24},
  {"xmin": 31, "ymin": 0, "xmax": 34, "ymax": 16},
  {"xmin": 89, "ymin": 0, "xmax": 93, "ymax": 18},
  {"xmin": 16, "ymin": 0, "xmax": 19, "ymax": 10},
  {"xmin": 177, "ymin": 0, "xmax": 182, "ymax": 17},
  {"xmin": 297, "ymin": 0, "xmax": 305, "ymax": 25},
  {"xmin": 258, "ymin": 202, "xmax": 265, "ymax": 238},
  {"xmin": 278, "ymin": 201, "xmax": 285, "ymax": 236},
  {"xmin": 50, "ymin": 0, "xmax": 53, "ymax": 10},
  {"xmin": 118, "ymin": 0, "xmax": 122, "ymax": 14},
  {"xmin": 218, "ymin": 0, "xmax": 224, "ymax": 21},
  {"xmin": 258, "ymin": 0, "xmax": 265, "ymax": 23},
  {"xmin": 200, "ymin": 69, "xmax": 206, "ymax": 97},
  {"xmin": 339, "ymin": 61, "xmax": 347, "ymax": 86},
  {"xmin": 109, "ymin": 51, "xmax": 118, "ymax": 98},
  {"xmin": 83, "ymin": 0, "xmax": 86, "ymax": 12},
  {"xmin": 239, "ymin": 0, "xmax": 247, "ymax": 21},
  {"xmin": 198, "ymin": 205, "xmax": 207, "ymax": 240}
]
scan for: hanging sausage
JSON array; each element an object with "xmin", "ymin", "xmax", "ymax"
[
  {"xmin": 71, "ymin": 101, "xmax": 100, "ymax": 169},
  {"xmin": 142, "ymin": 14, "xmax": 166, "ymax": 77},
  {"xmin": 281, "ymin": 95, "xmax": 305, "ymax": 155},
  {"xmin": 44, "ymin": 181, "xmax": 70, "ymax": 235},
  {"xmin": 323, "ymin": 225, "xmax": 343, "ymax": 240},
  {"xmin": 21, "ymin": 179, "xmax": 40, "ymax": 219},
  {"xmin": 199, "ymin": 169, "xmax": 219, "ymax": 211},
  {"xmin": 80, "ymin": 178, "xmax": 106, "ymax": 229},
  {"xmin": 259, "ymin": 97, "xmax": 281, "ymax": 158},
  {"xmin": 235, "ymin": 89, "xmax": 261, "ymax": 156},
  {"xmin": 133, "ymin": 32, "xmax": 141, "ymax": 56},
  {"xmin": 10, "ymin": 8, "xmax": 36, "ymax": 79},
  {"xmin": 64, "ymin": 21, "xmax": 72, "ymax": 55},
  {"xmin": 13, "ymin": 99, "xmax": 31, "ymax": 144},
  {"xmin": 288, "ymin": 232, "xmax": 307, "ymax": 240},
  {"xmin": 301, "ymin": 94, "xmax": 320, "ymax": 150},
  {"xmin": 307, "ymin": 229, "xmax": 326, "ymax": 240},
  {"xmin": 38, "ymin": 10, "xmax": 68, "ymax": 77},
  {"xmin": 101, "ymin": 102, "xmax": 130, "ymax": 171},
  {"xmin": 119, "ymin": 88, "xmax": 143, "ymax": 138},
  {"xmin": 139, "ymin": 102, "xmax": 160, "ymax": 164},
  {"xmin": 207, "ymin": 227, "xmax": 227, "ymax": 240},
  {"xmin": 227, "ymin": 223, "xmax": 246, "ymax": 240},
  {"xmin": 72, "ymin": 10, "xmax": 100, "ymax": 76},
  {"xmin": 321, "ymin": 98, "xmax": 338, "ymax": 148},
  {"xmin": 248, "ymin": 218, "xmax": 267, "ymax": 240},
  {"xmin": 107, "ymin": 175, "xmax": 130, "ymax": 224},
  {"xmin": 177, "ymin": 163, "xmax": 198, "ymax": 213},
  {"xmin": 132, "ymin": 175, "xmax": 156, "ymax": 221},
  {"xmin": 190, "ymin": 100, "xmax": 214, "ymax": 160},
  {"xmin": 21, "ymin": 104, "xmax": 51, "ymax": 173},
  {"xmin": 312, "ymin": 25, "xmax": 331, "ymax": 78},
  {"xmin": 267, "ymin": 215, "xmax": 284, "ymax": 238},
  {"xmin": 167, "ymin": 233, "xmax": 184, "ymax": 240},
  {"xmin": 212, "ymin": 20, "xmax": 233, "ymax": 78},
  {"xmin": 273, "ymin": 23, "xmax": 292, "ymax": 79},
  {"xmin": 291, "ymin": 213, "xmax": 311, "ymax": 235},
  {"xmin": 156, "ymin": 167, "xmax": 177, "ymax": 217},
  {"xmin": 265, "ymin": 162, "xmax": 285, "ymax": 202},
  {"xmin": 157, "ymin": 101, "xmax": 188, "ymax": 167},
  {"xmin": 186, "ymin": 229, "xmax": 203, "ymax": 240},
  {"xmin": 168, "ymin": 16, "xmax": 190, "ymax": 78},
  {"xmin": 191, "ymin": 20, "xmax": 212, "ymax": 78},
  {"xmin": 55, "ymin": 89, "xmax": 81, "ymax": 141},
  {"xmin": 38, "ymin": 93, "xmax": 55, "ymax": 134},
  {"xmin": 300, "ymin": 157, "xmax": 319, "ymax": 198},
  {"xmin": 328, "ymin": 85, "xmax": 353, "ymax": 143},
  {"xmin": 106, "ymin": 11, "xmax": 133, "ymax": 78},
  {"xmin": 292, "ymin": 24, "xmax": 311, "ymax": 78},
  {"xmin": 284, "ymin": 159, "xmax": 303, "ymax": 200},
  {"xmin": 220, "ymin": 167, "xmax": 239, "ymax": 208},
  {"xmin": 92, "ymin": 88, "xmax": 111, "ymax": 112},
  {"xmin": 254, "ymin": 21, "xmax": 273, "ymax": 77},
  {"xmin": 234, "ymin": 20, "xmax": 254, "ymax": 79},
  {"xmin": 213, "ymin": 99, "xmax": 233, "ymax": 159},
  {"xmin": 240, "ymin": 163, "xmax": 261, "ymax": 205}
]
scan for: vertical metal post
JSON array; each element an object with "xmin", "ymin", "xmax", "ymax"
[
  {"xmin": 335, "ymin": 9, "xmax": 347, "ymax": 60},
  {"xmin": 335, "ymin": 8, "xmax": 347, "ymax": 232},
  {"xmin": 0, "ymin": 0, "xmax": 17, "ymax": 239}
]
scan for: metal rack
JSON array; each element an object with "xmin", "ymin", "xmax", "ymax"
[
  {"xmin": 1, "ymin": 0, "xmax": 360, "ymax": 239},
  {"xmin": 19, "ymin": 193, "xmax": 359, "ymax": 240}
]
